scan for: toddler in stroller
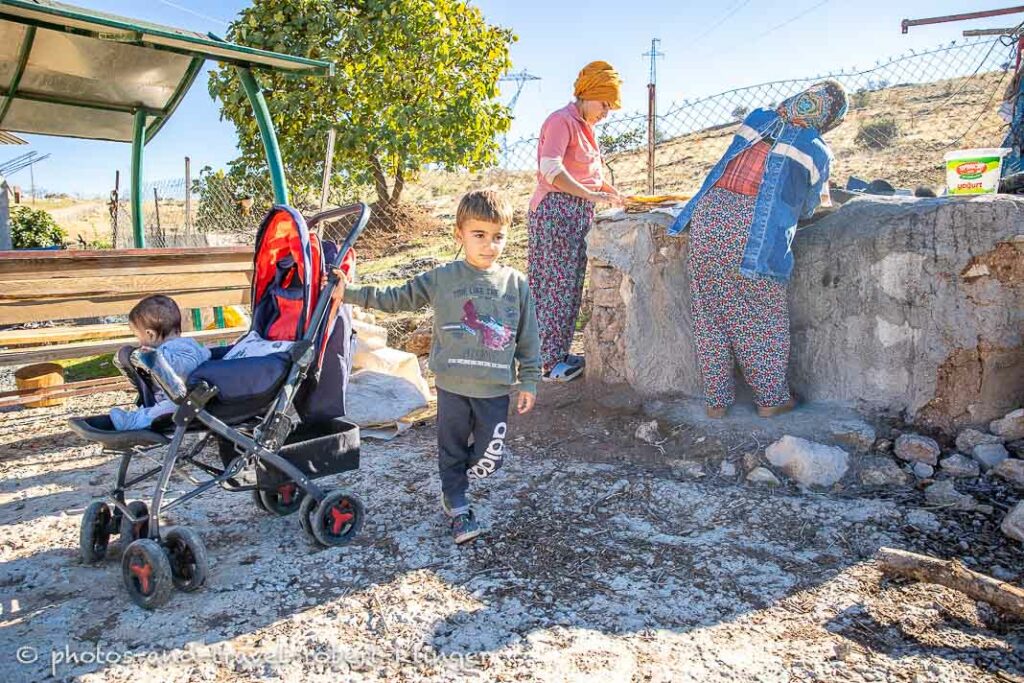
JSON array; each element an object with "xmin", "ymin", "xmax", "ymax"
[{"xmin": 69, "ymin": 203, "xmax": 368, "ymax": 609}]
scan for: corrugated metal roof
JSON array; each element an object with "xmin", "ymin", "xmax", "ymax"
[{"xmin": 0, "ymin": 131, "xmax": 27, "ymax": 145}]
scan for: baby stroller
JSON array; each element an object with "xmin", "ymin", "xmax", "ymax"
[{"xmin": 68, "ymin": 202, "xmax": 369, "ymax": 609}]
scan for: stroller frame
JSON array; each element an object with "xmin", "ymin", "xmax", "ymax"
[{"xmin": 73, "ymin": 203, "xmax": 369, "ymax": 609}]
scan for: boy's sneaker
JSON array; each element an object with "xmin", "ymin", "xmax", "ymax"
[{"xmin": 451, "ymin": 510, "xmax": 482, "ymax": 545}]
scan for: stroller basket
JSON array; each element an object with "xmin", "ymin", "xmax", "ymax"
[{"xmin": 223, "ymin": 418, "xmax": 360, "ymax": 489}]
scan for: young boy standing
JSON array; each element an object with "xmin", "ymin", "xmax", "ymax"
[{"xmin": 333, "ymin": 190, "xmax": 541, "ymax": 544}]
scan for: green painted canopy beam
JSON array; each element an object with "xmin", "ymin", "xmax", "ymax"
[
  {"xmin": 238, "ymin": 67, "xmax": 289, "ymax": 205},
  {"xmin": 0, "ymin": 25, "xmax": 35, "ymax": 127},
  {"xmin": 131, "ymin": 109, "xmax": 146, "ymax": 248}
]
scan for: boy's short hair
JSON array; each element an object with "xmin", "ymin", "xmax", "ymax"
[
  {"xmin": 129, "ymin": 295, "xmax": 182, "ymax": 339},
  {"xmin": 456, "ymin": 189, "xmax": 513, "ymax": 229}
]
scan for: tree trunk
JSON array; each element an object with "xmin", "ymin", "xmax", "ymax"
[
  {"xmin": 391, "ymin": 166, "xmax": 405, "ymax": 206},
  {"xmin": 369, "ymin": 154, "xmax": 391, "ymax": 209},
  {"xmin": 875, "ymin": 547, "xmax": 1024, "ymax": 617}
]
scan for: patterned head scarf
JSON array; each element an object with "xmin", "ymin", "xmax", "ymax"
[
  {"xmin": 777, "ymin": 80, "xmax": 849, "ymax": 134},
  {"xmin": 574, "ymin": 61, "xmax": 623, "ymax": 110}
]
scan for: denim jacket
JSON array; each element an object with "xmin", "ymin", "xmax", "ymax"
[{"xmin": 668, "ymin": 108, "xmax": 832, "ymax": 282}]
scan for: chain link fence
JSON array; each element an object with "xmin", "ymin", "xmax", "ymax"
[{"xmin": 112, "ymin": 35, "xmax": 1018, "ymax": 249}]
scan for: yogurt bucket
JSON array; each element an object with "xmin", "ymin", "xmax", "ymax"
[{"xmin": 944, "ymin": 148, "xmax": 1010, "ymax": 195}]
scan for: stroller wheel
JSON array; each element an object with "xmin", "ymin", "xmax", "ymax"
[
  {"xmin": 79, "ymin": 501, "xmax": 112, "ymax": 564},
  {"xmin": 258, "ymin": 481, "xmax": 305, "ymax": 516},
  {"xmin": 120, "ymin": 501, "xmax": 150, "ymax": 545},
  {"xmin": 311, "ymin": 490, "xmax": 365, "ymax": 547},
  {"xmin": 163, "ymin": 526, "xmax": 208, "ymax": 592},
  {"xmin": 298, "ymin": 493, "xmax": 317, "ymax": 541},
  {"xmin": 121, "ymin": 539, "xmax": 173, "ymax": 609}
]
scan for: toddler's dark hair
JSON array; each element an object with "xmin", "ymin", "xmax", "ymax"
[{"xmin": 128, "ymin": 295, "xmax": 182, "ymax": 339}]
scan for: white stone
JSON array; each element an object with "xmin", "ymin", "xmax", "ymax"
[
  {"xmin": 955, "ymin": 428, "xmax": 1002, "ymax": 454},
  {"xmin": 991, "ymin": 408, "xmax": 1024, "ymax": 441},
  {"xmin": 924, "ymin": 480, "xmax": 977, "ymax": 511},
  {"xmin": 634, "ymin": 420, "xmax": 661, "ymax": 445},
  {"xmin": 939, "ymin": 453, "xmax": 980, "ymax": 478},
  {"xmin": 992, "ymin": 458, "xmax": 1024, "ymax": 488},
  {"xmin": 859, "ymin": 457, "xmax": 910, "ymax": 486},
  {"xmin": 972, "ymin": 443, "xmax": 1009, "ymax": 471},
  {"xmin": 719, "ymin": 461, "xmax": 737, "ymax": 478},
  {"xmin": 765, "ymin": 435, "xmax": 849, "ymax": 487},
  {"xmin": 1000, "ymin": 502, "xmax": 1024, "ymax": 542},
  {"xmin": 746, "ymin": 467, "xmax": 781, "ymax": 486},
  {"xmin": 894, "ymin": 434, "xmax": 940, "ymax": 466},
  {"xmin": 829, "ymin": 420, "xmax": 876, "ymax": 454},
  {"xmin": 912, "ymin": 462, "xmax": 935, "ymax": 479}
]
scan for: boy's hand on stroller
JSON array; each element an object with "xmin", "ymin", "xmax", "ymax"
[
  {"xmin": 517, "ymin": 390, "xmax": 535, "ymax": 414},
  {"xmin": 330, "ymin": 268, "xmax": 350, "ymax": 303}
]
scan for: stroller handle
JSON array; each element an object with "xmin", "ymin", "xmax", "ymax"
[{"xmin": 307, "ymin": 202, "xmax": 370, "ymax": 268}]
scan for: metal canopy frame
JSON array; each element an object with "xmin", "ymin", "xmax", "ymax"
[{"xmin": 0, "ymin": 0, "xmax": 334, "ymax": 247}]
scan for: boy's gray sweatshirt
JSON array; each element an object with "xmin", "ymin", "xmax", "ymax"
[{"xmin": 345, "ymin": 261, "xmax": 541, "ymax": 398}]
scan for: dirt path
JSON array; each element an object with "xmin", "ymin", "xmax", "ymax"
[{"xmin": 0, "ymin": 389, "xmax": 1021, "ymax": 682}]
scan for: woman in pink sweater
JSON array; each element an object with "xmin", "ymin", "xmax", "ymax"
[{"xmin": 528, "ymin": 61, "xmax": 624, "ymax": 382}]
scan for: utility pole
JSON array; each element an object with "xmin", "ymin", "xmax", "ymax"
[
  {"xmin": 642, "ymin": 38, "xmax": 664, "ymax": 195},
  {"xmin": 498, "ymin": 70, "xmax": 541, "ymax": 165}
]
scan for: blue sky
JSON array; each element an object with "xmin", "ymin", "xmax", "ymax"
[{"xmin": 7, "ymin": 0, "xmax": 1022, "ymax": 196}]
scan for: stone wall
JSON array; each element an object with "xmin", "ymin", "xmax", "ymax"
[{"xmin": 584, "ymin": 195, "xmax": 1024, "ymax": 432}]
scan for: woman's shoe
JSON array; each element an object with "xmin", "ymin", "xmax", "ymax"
[
  {"xmin": 706, "ymin": 405, "xmax": 728, "ymax": 419},
  {"xmin": 757, "ymin": 397, "xmax": 798, "ymax": 418},
  {"xmin": 542, "ymin": 355, "xmax": 585, "ymax": 382}
]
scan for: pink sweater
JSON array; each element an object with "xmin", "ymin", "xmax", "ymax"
[{"xmin": 529, "ymin": 102, "xmax": 605, "ymax": 212}]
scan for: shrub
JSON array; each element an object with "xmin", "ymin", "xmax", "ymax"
[
  {"xmin": 855, "ymin": 117, "xmax": 900, "ymax": 149},
  {"xmin": 10, "ymin": 205, "xmax": 66, "ymax": 249},
  {"xmin": 851, "ymin": 89, "xmax": 869, "ymax": 110}
]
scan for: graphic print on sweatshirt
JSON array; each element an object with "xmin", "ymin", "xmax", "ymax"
[{"xmin": 441, "ymin": 300, "xmax": 515, "ymax": 351}]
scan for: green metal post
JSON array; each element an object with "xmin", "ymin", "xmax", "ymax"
[
  {"xmin": 191, "ymin": 309, "xmax": 203, "ymax": 331},
  {"xmin": 237, "ymin": 67, "xmax": 289, "ymax": 205},
  {"xmin": 130, "ymin": 109, "xmax": 146, "ymax": 248}
]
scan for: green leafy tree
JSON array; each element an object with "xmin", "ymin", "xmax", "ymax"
[
  {"xmin": 209, "ymin": 0, "xmax": 515, "ymax": 210},
  {"xmin": 11, "ymin": 206, "xmax": 66, "ymax": 249}
]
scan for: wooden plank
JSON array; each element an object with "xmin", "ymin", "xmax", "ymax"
[
  {"xmin": 0, "ymin": 326, "xmax": 247, "ymax": 366},
  {"xmin": 0, "ymin": 247, "xmax": 253, "ymax": 281},
  {"xmin": 0, "ymin": 379, "xmax": 133, "ymax": 409},
  {"xmin": 0, "ymin": 271, "xmax": 252, "ymax": 299},
  {"xmin": 0, "ymin": 375, "xmax": 126, "ymax": 400},
  {"xmin": 0, "ymin": 290, "xmax": 250, "ymax": 325},
  {"xmin": 0, "ymin": 323, "xmax": 129, "ymax": 347}
]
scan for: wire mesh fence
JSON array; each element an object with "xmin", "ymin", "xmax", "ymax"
[{"xmin": 112, "ymin": 35, "xmax": 1019, "ymax": 249}]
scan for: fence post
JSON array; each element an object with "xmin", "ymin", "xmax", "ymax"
[
  {"xmin": 320, "ymin": 128, "xmax": 336, "ymax": 211},
  {"xmin": 647, "ymin": 83, "xmax": 656, "ymax": 195},
  {"xmin": 153, "ymin": 186, "xmax": 162, "ymax": 246},
  {"xmin": 110, "ymin": 170, "xmax": 119, "ymax": 248},
  {"xmin": 184, "ymin": 156, "xmax": 191, "ymax": 233}
]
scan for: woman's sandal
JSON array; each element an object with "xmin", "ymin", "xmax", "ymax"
[
  {"xmin": 706, "ymin": 405, "xmax": 729, "ymax": 419},
  {"xmin": 757, "ymin": 396, "xmax": 798, "ymax": 418}
]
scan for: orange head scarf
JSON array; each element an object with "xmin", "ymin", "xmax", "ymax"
[{"xmin": 574, "ymin": 61, "xmax": 622, "ymax": 110}]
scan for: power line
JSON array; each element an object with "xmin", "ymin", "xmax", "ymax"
[
  {"xmin": 691, "ymin": 0, "xmax": 754, "ymax": 45},
  {"xmin": 154, "ymin": 0, "xmax": 231, "ymax": 28},
  {"xmin": 750, "ymin": 0, "xmax": 832, "ymax": 42}
]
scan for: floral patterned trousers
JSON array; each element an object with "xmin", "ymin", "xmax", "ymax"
[
  {"xmin": 689, "ymin": 187, "xmax": 792, "ymax": 408},
  {"xmin": 527, "ymin": 192, "xmax": 595, "ymax": 372}
]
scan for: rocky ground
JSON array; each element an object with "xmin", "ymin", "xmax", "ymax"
[{"xmin": 0, "ymin": 385, "xmax": 1022, "ymax": 682}]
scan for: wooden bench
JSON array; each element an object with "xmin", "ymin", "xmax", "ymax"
[{"xmin": 0, "ymin": 246, "xmax": 254, "ymax": 404}]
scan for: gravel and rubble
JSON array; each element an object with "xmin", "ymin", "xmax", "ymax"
[{"xmin": 0, "ymin": 388, "xmax": 1022, "ymax": 682}]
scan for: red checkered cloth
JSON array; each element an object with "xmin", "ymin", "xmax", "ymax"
[{"xmin": 715, "ymin": 141, "xmax": 771, "ymax": 196}]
